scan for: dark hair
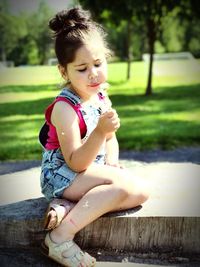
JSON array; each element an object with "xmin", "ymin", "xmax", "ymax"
[{"xmin": 49, "ymin": 6, "xmax": 111, "ymax": 67}]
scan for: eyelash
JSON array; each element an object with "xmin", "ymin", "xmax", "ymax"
[
  {"xmin": 78, "ymin": 68, "xmax": 86, "ymax": 72},
  {"xmin": 78, "ymin": 63, "xmax": 102, "ymax": 72}
]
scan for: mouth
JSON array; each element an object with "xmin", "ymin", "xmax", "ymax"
[{"xmin": 88, "ymin": 83, "xmax": 100, "ymax": 88}]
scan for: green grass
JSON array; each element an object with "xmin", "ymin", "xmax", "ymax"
[{"xmin": 0, "ymin": 60, "xmax": 200, "ymax": 161}]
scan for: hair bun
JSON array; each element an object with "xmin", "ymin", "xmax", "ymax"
[{"xmin": 49, "ymin": 6, "xmax": 92, "ymax": 35}]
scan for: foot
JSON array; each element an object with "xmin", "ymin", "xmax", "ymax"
[
  {"xmin": 44, "ymin": 198, "xmax": 75, "ymax": 230},
  {"xmin": 42, "ymin": 233, "xmax": 96, "ymax": 267}
]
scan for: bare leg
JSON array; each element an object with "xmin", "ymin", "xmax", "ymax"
[{"xmin": 51, "ymin": 164, "xmax": 150, "ymax": 243}]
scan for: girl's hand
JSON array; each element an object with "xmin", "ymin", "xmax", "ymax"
[{"xmin": 95, "ymin": 109, "xmax": 120, "ymax": 136}]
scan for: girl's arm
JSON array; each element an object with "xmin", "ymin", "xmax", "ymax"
[
  {"xmin": 105, "ymin": 133, "xmax": 120, "ymax": 167},
  {"xmin": 102, "ymin": 95, "xmax": 121, "ymax": 167},
  {"xmin": 51, "ymin": 101, "xmax": 119, "ymax": 172}
]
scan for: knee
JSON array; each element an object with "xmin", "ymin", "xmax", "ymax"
[
  {"xmin": 111, "ymin": 183, "xmax": 130, "ymax": 201},
  {"xmin": 139, "ymin": 188, "xmax": 150, "ymax": 204},
  {"xmin": 122, "ymin": 173, "xmax": 151, "ymax": 205},
  {"xmin": 137, "ymin": 178, "xmax": 151, "ymax": 204}
]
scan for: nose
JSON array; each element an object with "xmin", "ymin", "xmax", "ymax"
[{"xmin": 88, "ymin": 66, "xmax": 98, "ymax": 80}]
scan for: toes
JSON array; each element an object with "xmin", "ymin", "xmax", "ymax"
[{"xmin": 84, "ymin": 252, "xmax": 96, "ymax": 267}]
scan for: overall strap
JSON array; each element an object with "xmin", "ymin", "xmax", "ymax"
[
  {"xmin": 39, "ymin": 95, "xmax": 87, "ymax": 149},
  {"xmin": 55, "ymin": 96, "xmax": 87, "ymax": 138},
  {"xmin": 45, "ymin": 96, "xmax": 87, "ymax": 139},
  {"xmin": 39, "ymin": 90, "xmax": 106, "ymax": 149}
]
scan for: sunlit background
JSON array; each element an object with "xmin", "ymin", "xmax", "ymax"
[{"xmin": 0, "ymin": 0, "xmax": 200, "ymax": 161}]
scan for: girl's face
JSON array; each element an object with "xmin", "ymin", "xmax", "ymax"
[{"xmin": 62, "ymin": 42, "xmax": 108, "ymax": 101}]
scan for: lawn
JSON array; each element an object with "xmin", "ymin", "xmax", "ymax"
[{"xmin": 0, "ymin": 60, "xmax": 200, "ymax": 161}]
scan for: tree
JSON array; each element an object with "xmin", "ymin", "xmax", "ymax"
[
  {"xmin": 79, "ymin": 0, "xmax": 135, "ymax": 80},
  {"xmin": 8, "ymin": 35, "xmax": 39, "ymax": 66},
  {"xmin": 27, "ymin": 1, "xmax": 53, "ymax": 64},
  {"xmin": 0, "ymin": 2, "xmax": 26, "ymax": 64},
  {"xmin": 176, "ymin": 0, "xmax": 200, "ymax": 57},
  {"xmin": 79, "ymin": 0, "xmax": 177, "ymax": 95},
  {"xmin": 133, "ymin": 0, "xmax": 177, "ymax": 95}
]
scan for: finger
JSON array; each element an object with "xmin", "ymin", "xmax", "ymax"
[
  {"xmin": 110, "ymin": 108, "xmax": 117, "ymax": 115},
  {"xmin": 113, "ymin": 121, "xmax": 120, "ymax": 130},
  {"xmin": 106, "ymin": 108, "xmax": 118, "ymax": 116},
  {"xmin": 106, "ymin": 111, "xmax": 115, "ymax": 118},
  {"xmin": 110, "ymin": 117, "xmax": 120, "ymax": 125},
  {"xmin": 107, "ymin": 112, "xmax": 119, "ymax": 121}
]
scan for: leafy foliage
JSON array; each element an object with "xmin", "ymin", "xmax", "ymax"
[{"xmin": 0, "ymin": 0, "xmax": 199, "ymax": 67}]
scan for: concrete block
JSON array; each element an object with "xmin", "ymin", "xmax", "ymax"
[
  {"xmin": 0, "ymin": 197, "xmax": 200, "ymax": 256},
  {"xmin": 0, "ymin": 162, "xmax": 200, "ymax": 257}
]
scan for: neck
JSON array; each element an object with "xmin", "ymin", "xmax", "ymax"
[{"xmin": 68, "ymin": 84, "xmax": 96, "ymax": 103}]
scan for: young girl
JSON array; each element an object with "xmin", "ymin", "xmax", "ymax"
[{"xmin": 39, "ymin": 6, "xmax": 149, "ymax": 267}]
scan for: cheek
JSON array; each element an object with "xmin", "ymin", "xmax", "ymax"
[
  {"xmin": 73, "ymin": 73, "xmax": 86, "ymax": 83},
  {"xmin": 100, "ymin": 66, "xmax": 108, "ymax": 80}
]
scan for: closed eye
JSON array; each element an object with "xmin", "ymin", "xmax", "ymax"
[
  {"xmin": 77, "ymin": 62, "xmax": 102, "ymax": 72},
  {"xmin": 77, "ymin": 68, "xmax": 87, "ymax": 72},
  {"xmin": 94, "ymin": 62, "xmax": 102, "ymax": 67}
]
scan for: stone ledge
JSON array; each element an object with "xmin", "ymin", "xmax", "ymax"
[
  {"xmin": 0, "ymin": 162, "xmax": 200, "ymax": 258},
  {"xmin": 0, "ymin": 197, "xmax": 200, "ymax": 256}
]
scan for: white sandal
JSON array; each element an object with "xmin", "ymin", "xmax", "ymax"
[
  {"xmin": 43, "ymin": 198, "xmax": 75, "ymax": 230},
  {"xmin": 41, "ymin": 233, "xmax": 96, "ymax": 267}
]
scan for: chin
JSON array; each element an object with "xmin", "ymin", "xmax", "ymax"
[
  {"xmin": 92, "ymin": 88, "xmax": 101, "ymax": 94},
  {"xmin": 88, "ymin": 86, "xmax": 100, "ymax": 92}
]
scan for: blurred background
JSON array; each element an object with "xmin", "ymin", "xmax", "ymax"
[
  {"xmin": 1, "ymin": 1, "xmax": 199, "ymax": 68},
  {"xmin": 0, "ymin": 0, "xmax": 200, "ymax": 161}
]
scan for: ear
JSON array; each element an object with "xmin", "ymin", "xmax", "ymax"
[{"xmin": 58, "ymin": 64, "xmax": 68, "ymax": 80}]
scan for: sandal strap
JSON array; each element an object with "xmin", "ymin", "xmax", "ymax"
[
  {"xmin": 54, "ymin": 239, "xmax": 75, "ymax": 252},
  {"xmin": 45, "ymin": 198, "xmax": 75, "ymax": 230},
  {"xmin": 45, "ymin": 233, "xmax": 96, "ymax": 266},
  {"xmin": 50, "ymin": 204, "xmax": 66, "ymax": 226},
  {"xmin": 51, "ymin": 198, "xmax": 74, "ymax": 209},
  {"xmin": 46, "ymin": 233, "xmax": 74, "ymax": 251}
]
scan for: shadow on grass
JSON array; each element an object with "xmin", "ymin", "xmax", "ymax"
[
  {"xmin": 0, "ymin": 83, "xmax": 200, "ymax": 159},
  {"xmin": 1, "ymin": 83, "xmax": 199, "ymax": 117},
  {"xmin": 0, "ymin": 84, "xmax": 59, "ymax": 93},
  {"xmin": 108, "ymin": 80, "xmax": 127, "ymax": 86},
  {"xmin": 0, "ymin": 117, "xmax": 44, "ymax": 161},
  {"xmin": 118, "ymin": 118, "xmax": 200, "ymax": 150},
  {"xmin": 110, "ymin": 83, "xmax": 200, "ymax": 117},
  {"xmin": 0, "ymin": 97, "xmax": 54, "ymax": 116}
]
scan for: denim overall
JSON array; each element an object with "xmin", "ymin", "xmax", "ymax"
[{"xmin": 40, "ymin": 88, "xmax": 107, "ymax": 201}]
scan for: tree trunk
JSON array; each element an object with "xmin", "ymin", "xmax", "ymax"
[
  {"xmin": 126, "ymin": 20, "xmax": 132, "ymax": 80},
  {"xmin": 1, "ymin": 44, "xmax": 7, "ymax": 65},
  {"xmin": 145, "ymin": 18, "xmax": 155, "ymax": 96}
]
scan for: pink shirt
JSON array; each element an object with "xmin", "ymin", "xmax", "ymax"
[
  {"xmin": 39, "ymin": 89, "xmax": 105, "ymax": 150},
  {"xmin": 44, "ymin": 97, "xmax": 87, "ymax": 150}
]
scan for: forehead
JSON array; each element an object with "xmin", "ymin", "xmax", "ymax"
[{"xmin": 73, "ymin": 42, "xmax": 106, "ymax": 63}]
